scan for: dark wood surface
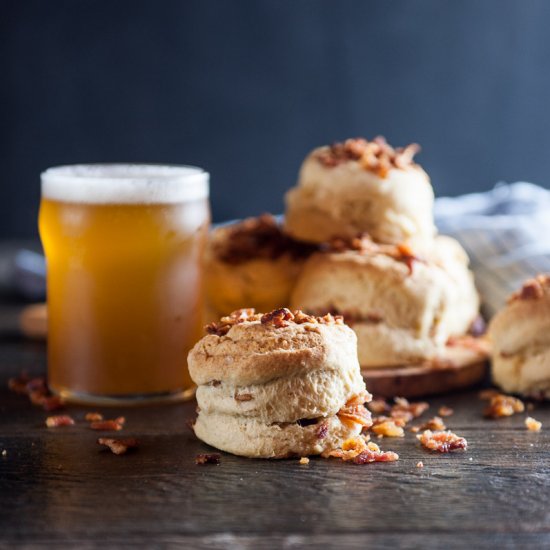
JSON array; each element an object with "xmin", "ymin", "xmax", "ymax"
[{"xmin": 1, "ymin": 312, "xmax": 549, "ymax": 549}]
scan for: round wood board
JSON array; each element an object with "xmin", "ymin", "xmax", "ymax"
[{"xmin": 361, "ymin": 338, "xmax": 490, "ymax": 398}]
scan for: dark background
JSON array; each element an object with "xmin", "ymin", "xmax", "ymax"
[{"xmin": 2, "ymin": 0, "xmax": 550, "ymax": 239}]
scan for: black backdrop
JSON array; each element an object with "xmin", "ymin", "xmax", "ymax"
[{"xmin": 2, "ymin": 0, "xmax": 550, "ymax": 238}]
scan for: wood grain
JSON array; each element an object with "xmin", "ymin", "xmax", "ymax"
[{"xmin": 0, "ymin": 332, "xmax": 549, "ymax": 548}]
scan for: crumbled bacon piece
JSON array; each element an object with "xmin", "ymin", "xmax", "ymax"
[
  {"xmin": 299, "ymin": 457, "xmax": 310, "ymax": 465},
  {"xmin": 525, "ymin": 417, "xmax": 542, "ymax": 432},
  {"xmin": 85, "ymin": 412, "xmax": 104, "ymax": 422},
  {"xmin": 508, "ymin": 274, "xmax": 550, "ymax": 303},
  {"xmin": 483, "ymin": 394, "xmax": 524, "ymax": 418},
  {"xmin": 45, "ymin": 415, "xmax": 75, "ymax": 428},
  {"xmin": 390, "ymin": 397, "xmax": 429, "ymax": 422},
  {"xmin": 89, "ymin": 417, "xmax": 125, "ymax": 431},
  {"xmin": 206, "ymin": 308, "xmax": 261, "ymax": 336},
  {"xmin": 98, "ymin": 438, "xmax": 139, "ymax": 455},
  {"xmin": 353, "ymin": 448, "xmax": 400, "ymax": 464},
  {"xmin": 261, "ymin": 308, "xmax": 295, "ymax": 328},
  {"xmin": 213, "ymin": 214, "xmax": 317, "ymax": 264},
  {"xmin": 324, "ymin": 436, "xmax": 398, "ymax": 464},
  {"xmin": 234, "ymin": 393, "xmax": 253, "ymax": 402},
  {"xmin": 337, "ymin": 391, "xmax": 373, "ymax": 429},
  {"xmin": 316, "ymin": 136, "xmax": 420, "ymax": 178},
  {"xmin": 419, "ymin": 416, "xmax": 447, "ymax": 431},
  {"xmin": 8, "ymin": 373, "xmax": 31, "ymax": 395},
  {"xmin": 367, "ymin": 398, "xmax": 390, "ymax": 414},
  {"xmin": 371, "ymin": 420, "xmax": 404, "ymax": 438},
  {"xmin": 195, "ymin": 453, "xmax": 221, "ymax": 465},
  {"xmin": 316, "ymin": 422, "xmax": 328, "ymax": 439},
  {"xmin": 479, "ymin": 388, "xmax": 500, "ymax": 400},
  {"xmin": 417, "ymin": 430, "xmax": 468, "ymax": 453},
  {"xmin": 438, "ymin": 406, "xmax": 454, "ymax": 417},
  {"xmin": 416, "ymin": 461, "xmax": 424, "ymax": 468}
]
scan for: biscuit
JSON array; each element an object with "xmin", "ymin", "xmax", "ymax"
[
  {"xmin": 204, "ymin": 215, "xmax": 315, "ymax": 317},
  {"xmin": 290, "ymin": 235, "xmax": 480, "ymax": 367},
  {"xmin": 188, "ymin": 309, "xmax": 372, "ymax": 458},
  {"xmin": 488, "ymin": 275, "xmax": 550, "ymax": 398},
  {"xmin": 284, "ymin": 137, "xmax": 435, "ymax": 246}
]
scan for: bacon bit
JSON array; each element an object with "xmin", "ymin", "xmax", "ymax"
[
  {"xmin": 479, "ymin": 388, "xmax": 500, "ymax": 400},
  {"xmin": 234, "ymin": 393, "xmax": 253, "ymax": 402},
  {"xmin": 419, "ymin": 416, "xmax": 447, "ymax": 431},
  {"xmin": 508, "ymin": 274, "xmax": 550, "ymax": 303},
  {"xmin": 214, "ymin": 214, "xmax": 317, "ymax": 264},
  {"xmin": 390, "ymin": 397, "xmax": 429, "ymax": 422},
  {"xmin": 89, "ymin": 417, "xmax": 125, "ymax": 431},
  {"xmin": 328, "ymin": 234, "xmax": 378, "ymax": 254},
  {"xmin": 206, "ymin": 308, "xmax": 261, "ymax": 336},
  {"xmin": 417, "ymin": 430, "xmax": 468, "ymax": 453},
  {"xmin": 367, "ymin": 398, "xmax": 390, "ymax": 414},
  {"xmin": 316, "ymin": 136, "xmax": 420, "ymax": 178},
  {"xmin": 417, "ymin": 461, "xmax": 424, "ymax": 468},
  {"xmin": 316, "ymin": 422, "xmax": 328, "ymax": 440},
  {"xmin": 484, "ymin": 394, "xmax": 525, "ymax": 418},
  {"xmin": 395, "ymin": 243, "xmax": 422, "ymax": 274},
  {"xmin": 195, "ymin": 453, "xmax": 221, "ymax": 465},
  {"xmin": 98, "ymin": 438, "xmax": 139, "ymax": 455},
  {"xmin": 410, "ymin": 426, "xmax": 420, "ymax": 433},
  {"xmin": 438, "ymin": 406, "xmax": 454, "ymax": 417},
  {"xmin": 337, "ymin": 391, "xmax": 373, "ymax": 429},
  {"xmin": 525, "ymin": 417, "xmax": 542, "ymax": 432},
  {"xmin": 261, "ymin": 308, "xmax": 295, "ymax": 328},
  {"xmin": 371, "ymin": 420, "xmax": 404, "ymax": 437},
  {"xmin": 85, "ymin": 412, "xmax": 104, "ymax": 422},
  {"xmin": 299, "ymin": 457, "xmax": 310, "ymax": 465},
  {"xmin": 45, "ymin": 415, "xmax": 75, "ymax": 428},
  {"xmin": 42, "ymin": 396, "xmax": 64, "ymax": 411},
  {"xmin": 8, "ymin": 373, "xmax": 31, "ymax": 395},
  {"xmin": 325, "ymin": 436, "xmax": 399, "ymax": 464}
]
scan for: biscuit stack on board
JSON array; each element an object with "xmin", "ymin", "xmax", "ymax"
[{"xmin": 205, "ymin": 136, "xmax": 481, "ymax": 371}]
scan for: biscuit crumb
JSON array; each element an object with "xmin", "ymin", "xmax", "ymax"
[
  {"xmin": 525, "ymin": 417, "xmax": 542, "ymax": 432},
  {"xmin": 299, "ymin": 457, "xmax": 310, "ymax": 465},
  {"xmin": 416, "ymin": 461, "xmax": 424, "ymax": 468}
]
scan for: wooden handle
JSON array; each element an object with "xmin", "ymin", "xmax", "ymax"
[{"xmin": 19, "ymin": 303, "xmax": 47, "ymax": 340}]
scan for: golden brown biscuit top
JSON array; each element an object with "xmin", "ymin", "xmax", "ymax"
[
  {"xmin": 314, "ymin": 136, "xmax": 421, "ymax": 178},
  {"xmin": 212, "ymin": 214, "xmax": 317, "ymax": 264},
  {"xmin": 508, "ymin": 274, "xmax": 550, "ymax": 303},
  {"xmin": 205, "ymin": 307, "xmax": 344, "ymax": 336}
]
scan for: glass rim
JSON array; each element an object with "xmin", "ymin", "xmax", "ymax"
[{"xmin": 41, "ymin": 163, "xmax": 209, "ymax": 204}]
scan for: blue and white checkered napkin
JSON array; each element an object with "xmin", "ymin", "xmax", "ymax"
[{"xmin": 434, "ymin": 182, "xmax": 550, "ymax": 318}]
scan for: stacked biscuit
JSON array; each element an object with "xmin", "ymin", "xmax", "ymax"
[
  {"xmin": 189, "ymin": 308, "xmax": 372, "ymax": 458},
  {"xmin": 206, "ymin": 137, "xmax": 481, "ymax": 369}
]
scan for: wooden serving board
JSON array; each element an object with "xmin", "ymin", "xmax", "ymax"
[{"xmin": 362, "ymin": 338, "xmax": 490, "ymax": 398}]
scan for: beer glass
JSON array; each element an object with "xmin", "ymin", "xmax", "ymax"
[{"xmin": 39, "ymin": 164, "xmax": 210, "ymax": 404}]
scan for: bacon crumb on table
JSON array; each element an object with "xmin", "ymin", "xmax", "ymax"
[
  {"xmin": 299, "ymin": 457, "xmax": 310, "ymax": 465},
  {"xmin": 45, "ymin": 415, "xmax": 75, "ymax": 428},
  {"xmin": 85, "ymin": 412, "xmax": 104, "ymax": 422},
  {"xmin": 419, "ymin": 416, "xmax": 447, "ymax": 431},
  {"xmin": 391, "ymin": 397, "xmax": 429, "ymax": 422},
  {"xmin": 417, "ymin": 430, "xmax": 468, "ymax": 453},
  {"xmin": 438, "ymin": 406, "xmax": 454, "ymax": 417},
  {"xmin": 525, "ymin": 417, "xmax": 542, "ymax": 432},
  {"xmin": 367, "ymin": 398, "xmax": 390, "ymax": 414},
  {"xmin": 89, "ymin": 417, "xmax": 125, "ymax": 431},
  {"xmin": 371, "ymin": 420, "xmax": 404, "ymax": 437},
  {"xmin": 195, "ymin": 453, "xmax": 221, "ymax": 465},
  {"xmin": 483, "ymin": 394, "xmax": 524, "ymax": 418},
  {"xmin": 97, "ymin": 438, "xmax": 139, "ymax": 455},
  {"xmin": 8, "ymin": 374, "xmax": 65, "ymax": 411},
  {"xmin": 478, "ymin": 388, "xmax": 500, "ymax": 401},
  {"xmin": 324, "ymin": 436, "xmax": 398, "ymax": 464}
]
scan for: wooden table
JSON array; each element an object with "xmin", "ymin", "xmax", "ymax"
[{"xmin": 0, "ymin": 312, "xmax": 549, "ymax": 549}]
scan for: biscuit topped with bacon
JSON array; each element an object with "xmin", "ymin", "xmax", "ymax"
[{"xmin": 188, "ymin": 308, "xmax": 372, "ymax": 458}]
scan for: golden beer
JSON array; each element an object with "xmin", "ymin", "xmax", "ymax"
[{"xmin": 39, "ymin": 165, "xmax": 210, "ymax": 404}]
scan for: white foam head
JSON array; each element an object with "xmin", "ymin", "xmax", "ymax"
[{"xmin": 41, "ymin": 164, "xmax": 209, "ymax": 204}]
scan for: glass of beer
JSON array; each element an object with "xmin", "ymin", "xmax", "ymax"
[{"xmin": 39, "ymin": 164, "xmax": 210, "ymax": 405}]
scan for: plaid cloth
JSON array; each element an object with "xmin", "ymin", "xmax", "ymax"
[{"xmin": 435, "ymin": 182, "xmax": 550, "ymax": 318}]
